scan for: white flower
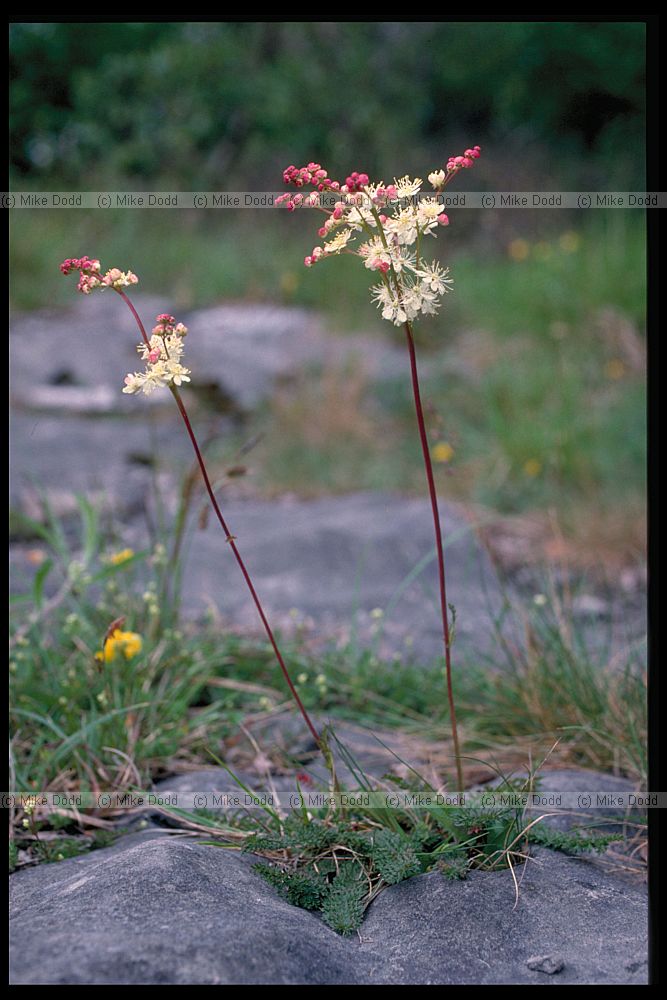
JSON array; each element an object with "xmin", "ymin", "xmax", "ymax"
[
  {"xmin": 413, "ymin": 261, "xmax": 453, "ymax": 295},
  {"xmin": 346, "ymin": 204, "xmax": 378, "ymax": 231},
  {"xmin": 417, "ymin": 289, "xmax": 440, "ymax": 316},
  {"xmin": 138, "ymin": 333, "xmax": 186, "ymax": 363},
  {"xmin": 364, "ymin": 181, "xmax": 385, "ymax": 201},
  {"xmin": 122, "ymin": 372, "xmax": 147, "ymax": 395},
  {"xmin": 384, "ymin": 207, "xmax": 420, "ymax": 246},
  {"xmin": 165, "ymin": 359, "xmax": 191, "ymax": 386},
  {"xmin": 371, "ymin": 270, "xmax": 446, "ymax": 326},
  {"xmin": 371, "ymin": 284, "xmax": 414, "ymax": 325},
  {"xmin": 125, "ymin": 325, "xmax": 191, "ymax": 394},
  {"xmin": 392, "ymin": 175, "xmax": 423, "ymax": 199},
  {"xmin": 416, "ymin": 198, "xmax": 444, "ymax": 234},
  {"xmin": 102, "ymin": 268, "xmax": 139, "ymax": 289},
  {"xmin": 428, "ymin": 169, "xmax": 446, "ymax": 189},
  {"xmin": 323, "ymin": 227, "xmax": 354, "ymax": 254}
]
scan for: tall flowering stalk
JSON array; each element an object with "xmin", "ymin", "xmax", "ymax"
[
  {"xmin": 59, "ymin": 257, "xmax": 321, "ymax": 750},
  {"xmin": 278, "ymin": 147, "xmax": 482, "ymax": 793}
]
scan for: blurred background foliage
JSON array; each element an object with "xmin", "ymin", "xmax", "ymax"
[{"xmin": 10, "ymin": 21, "xmax": 645, "ymax": 186}]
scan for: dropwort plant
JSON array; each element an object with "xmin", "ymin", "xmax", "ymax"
[
  {"xmin": 59, "ymin": 257, "xmax": 322, "ymax": 752},
  {"xmin": 278, "ymin": 148, "xmax": 482, "ymax": 791}
]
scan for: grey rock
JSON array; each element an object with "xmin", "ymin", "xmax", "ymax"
[
  {"xmin": 9, "ymin": 835, "xmax": 648, "ymax": 985},
  {"xmin": 11, "ymin": 298, "xmax": 406, "ymax": 414},
  {"xmin": 571, "ymin": 594, "xmax": 609, "ymax": 618},
  {"xmin": 528, "ymin": 767, "xmax": 644, "ymax": 835},
  {"xmin": 9, "ymin": 410, "xmax": 193, "ymax": 516},
  {"xmin": 358, "ymin": 847, "xmax": 647, "ymax": 985},
  {"xmin": 9, "ymin": 830, "xmax": 354, "ymax": 985},
  {"xmin": 179, "ymin": 491, "xmax": 504, "ymax": 662},
  {"xmin": 17, "ymin": 384, "xmax": 123, "ymax": 414},
  {"xmin": 526, "ymin": 955, "xmax": 565, "ymax": 974},
  {"xmin": 11, "ymin": 295, "xmax": 168, "ymax": 404},
  {"xmin": 180, "ymin": 303, "xmax": 406, "ymax": 409}
]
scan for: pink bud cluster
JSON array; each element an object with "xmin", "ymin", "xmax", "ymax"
[
  {"xmin": 282, "ymin": 162, "xmax": 340, "ymax": 192},
  {"xmin": 303, "ymin": 247, "xmax": 324, "ymax": 268},
  {"xmin": 59, "ymin": 255, "xmax": 100, "ymax": 276},
  {"xmin": 59, "ymin": 256, "xmax": 102, "ymax": 294},
  {"xmin": 60, "ymin": 257, "xmax": 139, "ymax": 294},
  {"xmin": 278, "ymin": 162, "xmax": 373, "ymax": 210},
  {"xmin": 152, "ymin": 313, "xmax": 188, "ymax": 338},
  {"xmin": 344, "ymin": 171, "xmax": 369, "ymax": 193},
  {"xmin": 446, "ymin": 146, "xmax": 481, "ymax": 172}
]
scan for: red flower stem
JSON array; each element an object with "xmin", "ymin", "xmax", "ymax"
[
  {"xmin": 117, "ymin": 289, "xmax": 151, "ymax": 348},
  {"xmin": 403, "ymin": 319, "xmax": 464, "ymax": 794},
  {"xmin": 113, "ymin": 288, "xmax": 321, "ymax": 747}
]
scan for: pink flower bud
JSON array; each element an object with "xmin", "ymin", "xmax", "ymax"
[{"xmin": 437, "ymin": 213, "xmax": 450, "ymax": 226}]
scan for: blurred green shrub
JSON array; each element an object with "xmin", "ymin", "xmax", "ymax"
[{"xmin": 10, "ymin": 21, "xmax": 645, "ymax": 186}]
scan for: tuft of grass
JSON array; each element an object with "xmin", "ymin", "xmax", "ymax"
[
  {"xmin": 10, "ymin": 498, "xmax": 646, "ymax": 863},
  {"xmin": 195, "ymin": 746, "xmax": 621, "ymax": 936},
  {"xmin": 9, "ymin": 496, "xmax": 234, "ymax": 798}
]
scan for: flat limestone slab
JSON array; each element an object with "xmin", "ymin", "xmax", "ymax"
[
  {"xmin": 9, "ymin": 831, "xmax": 647, "ymax": 985},
  {"xmin": 179, "ymin": 491, "xmax": 503, "ymax": 662}
]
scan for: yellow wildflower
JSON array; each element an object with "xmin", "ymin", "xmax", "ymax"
[
  {"xmin": 604, "ymin": 359, "xmax": 626, "ymax": 380},
  {"xmin": 107, "ymin": 548, "xmax": 135, "ymax": 566},
  {"xmin": 507, "ymin": 239, "xmax": 530, "ymax": 262},
  {"xmin": 433, "ymin": 441, "xmax": 455, "ymax": 463},
  {"xmin": 559, "ymin": 231, "xmax": 581, "ymax": 253},
  {"xmin": 523, "ymin": 458, "xmax": 542, "ymax": 477},
  {"xmin": 95, "ymin": 629, "xmax": 143, "ymax": 663}
]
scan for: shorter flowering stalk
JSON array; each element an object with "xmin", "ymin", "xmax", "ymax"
[
  {"xmin": 60, "ymin": 258, "xmax": 321, "ymax": 748},
  {"xmin": 278, "ymin": 146, "xmax": 482, "ymax": 793}
]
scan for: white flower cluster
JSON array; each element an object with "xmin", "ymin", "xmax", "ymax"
[
  {"xmin": 302, "ymin": 174, "xmax": 453, "ymax": 326},
  {"xmin": 371, "ymin": 262, "xmax": 453, "ymax": 325},
  {"xmin": 123, "ymin": 325, "xmax": 191, "ymax": 395}
]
